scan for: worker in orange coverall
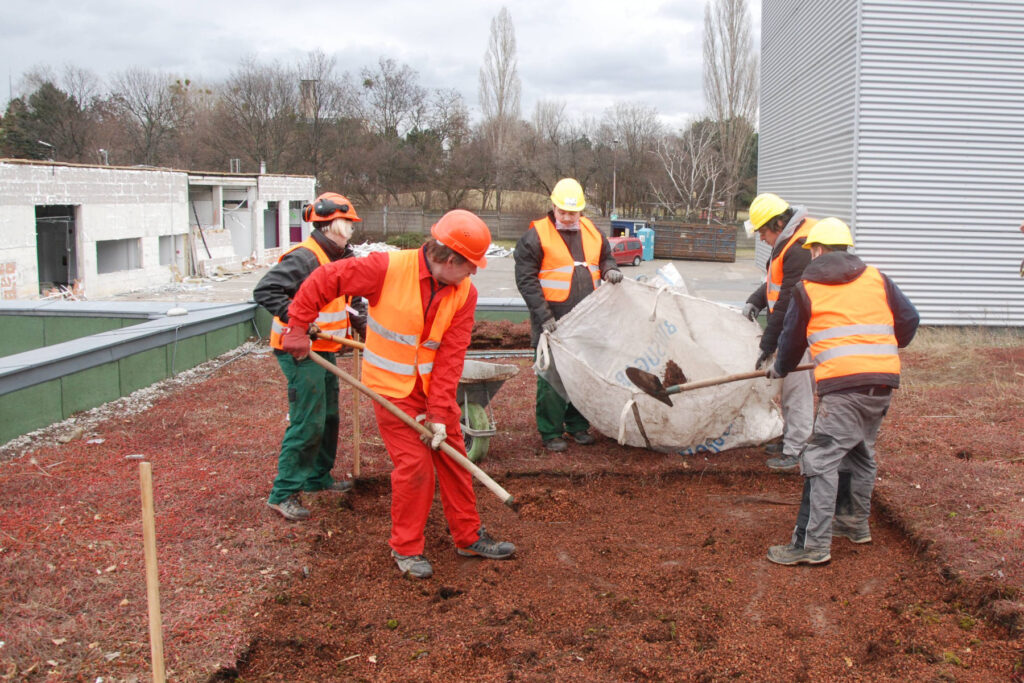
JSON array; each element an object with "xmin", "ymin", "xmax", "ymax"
[{"xmin": 280, "ymin": 209, "xmax": 515, "ymax": 579}]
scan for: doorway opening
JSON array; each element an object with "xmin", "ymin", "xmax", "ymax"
[{"xmin": 36, "ymin": 205, "xmax": 78, "ymax": 294}]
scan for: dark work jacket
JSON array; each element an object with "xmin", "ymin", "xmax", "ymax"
[
  {"xmin": 513, "ymin": 211, "xmax": 619, "ymax": 346},
  {"xmin": 746, "ymin": 207, "xmax": 814, "ymax": 355},
  {"xmin": 253, "ymin": 230, "xmax": 367, "ymax": 337},
  {"xmin": 774, "ymin": 251, "xmax": 920, "ymax": 396}
]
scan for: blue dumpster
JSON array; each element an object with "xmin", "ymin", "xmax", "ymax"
[
  {"xmin": 636, "ymin": 226, "xmax": 655, "ymax": 261},
  {"xmin": 610, "ymin": 219, "xmax": 646, "ymax": 237}
]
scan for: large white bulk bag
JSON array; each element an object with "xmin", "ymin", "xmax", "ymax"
[{"xmin": 535, "ymin": 278, "xmax": 783, "ymax": 454}]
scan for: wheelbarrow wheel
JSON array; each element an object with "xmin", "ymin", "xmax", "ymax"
[{"xmin": 460, "ymin": 402, "xmax": 491, "ymax": 463}]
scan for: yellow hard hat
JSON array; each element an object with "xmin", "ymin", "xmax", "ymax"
[
  {"xmin": 550, "ymin": 178, "xmax": 586, "ymax": 212},
  {"xmin": 744, "ymin": 193, "xmax": 790, "ymax": 237},
  {"xmin": 803, "ymin": 217, "xmax": 854, "ymax": 249}
]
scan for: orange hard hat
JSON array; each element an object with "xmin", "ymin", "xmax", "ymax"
[
  {"xmin": 430, "ymin": 209, "xmax": 491, "ymax": 268},
  {"xmin": 302, "ymin": 192, "xmax": 361, "ymax": 223}
]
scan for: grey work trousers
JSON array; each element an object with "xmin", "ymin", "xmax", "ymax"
[
  {"xmin": 779, "ymin": 350, "xmax": 815, "ymax": 457},
  {"xmin": 790, "ymin": 390, "xmax": 891, "ymax": 550}
]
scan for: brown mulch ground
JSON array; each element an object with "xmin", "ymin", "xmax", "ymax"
[{"xmin": 0, "ymin": 325, "xmax": 1021, "ymax": 681}]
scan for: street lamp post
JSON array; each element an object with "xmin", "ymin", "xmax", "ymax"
[
  {"xmin": 611, "ymin": 138, "xmax": 620, "ymax": 218},
  {"xmin": 37, "ymin": 140, "xmax": 54, "ymax": 161}
]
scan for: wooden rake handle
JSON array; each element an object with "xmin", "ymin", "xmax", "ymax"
[{"xmin": 307, "ymin": 350, "xmax": 516, "ymax": 509}]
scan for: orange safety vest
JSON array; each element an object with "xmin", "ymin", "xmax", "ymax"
[
  {"xmin": 533, "ymin": 216, "xmax": 603, "ymax": 302},
  {"xmin": 766, "ymin": 218, "xmax": 817, "ymax": 313},
  {"xmin": 804, "ymin": 266, "xmax": 900, "ymax": 383},
  {"xmin": 269, "ymin": 236, "xmax": 351, "ymax": 353},
  {"xmin": 361, "ymin": 250, "xmax": 471, "ymax": 398}
]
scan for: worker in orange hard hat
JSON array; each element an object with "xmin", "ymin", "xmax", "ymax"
[
  {"xmin": 254, "ymin": 191, "xmax": 365, "ymax": 522},
  {"xmin": 280, "ymin": 208, "xmax": 515, "ymax": 579},
  {"xmin": 514, "ymin": 178, "xmax": 622, "ymax": 453}
]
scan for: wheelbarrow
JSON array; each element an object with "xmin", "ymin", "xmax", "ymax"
[{"xmin": 457, "ymin": 360, "xmax": 520, "ymax": 463}]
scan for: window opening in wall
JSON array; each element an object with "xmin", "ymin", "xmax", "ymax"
[
  {"xmin": 159, "ymin": 234, "xmax": 185, "ymax": 268},
  {"xmin": 97, "ymin": 238, "xmax": 142, "ymax": 274},
  {"xmin": 289, "ymin": 200, "xmax": 305, "ymax": 243},
  {"xmin": 264, "ymin": 200, "xmax": 280, "ymax": 248},
  {"xmin": 36, "ymin": 205, "xmax": 78, "ymax": 294}
]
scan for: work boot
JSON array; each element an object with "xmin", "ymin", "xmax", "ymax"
[
  {"xmin": 766, "ymin": 453, "xmax": 800, "ymax": 471},
  {"xmin": 764, "ymin": 441, "xmax": 784, "ymax": 454},
  {"xmin": 322, "ymin": 479, "xmax": 353, "ymax": 493},
  {"xmin": 833, "ymin": 518, "xmax": 872, "ymax": 544},
  {"xmin": 766, "ymin": 543, "xmax": 830, "ymax": 566},
  {"xmin": 544, "ymin": 437, "xmax": 568, "ymax": 452},
  {"xmin": 571, "ymin": 431, "xmax": 596, "ymax": 445},
  {"xmin": 456, "ymin": 527, "xmax": 516, "ymax": 559},
  {"xmin": 392, "ymin": 550, "xmax": 433, "ymax": 579},
  {"xmin": 266, "ymin": 495, "xmax": 310, "ymax": 521}
]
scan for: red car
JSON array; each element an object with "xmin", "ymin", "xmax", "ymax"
[{"xmin": 609, "ymin": 236, "xmax": 643, "ymax": 266}]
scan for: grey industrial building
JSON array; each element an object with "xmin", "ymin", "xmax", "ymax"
[{"xmin": 758, "ymin": 0, "xmax": 1024, "ymax": 325}]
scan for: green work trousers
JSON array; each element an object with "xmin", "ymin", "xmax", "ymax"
[
  {"xmin": 268, "ymin": 351, "xmax": 341, "ymax": 504},
  {"xmin": 535, "ymin": 373, "xmax": 590, "ymax": 442}
]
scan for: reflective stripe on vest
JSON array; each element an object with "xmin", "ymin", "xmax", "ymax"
[
  {"xmin": 361, "ymin": 250, "xmax": 471, "ymax": 398},
  {"xmin": 804, "ymin": 266, "xmax": 900, "ymax": 383},
  {"xmin": 269, "ymin": 236, "xmax": 350, "ymax": 352},
  {"xmin": 533, "ymin": 216, "xmax": 602, "ymax": 302},
  {"xmin": 766, "ymin": 218, "xmax": 816, "ymax": 313}
]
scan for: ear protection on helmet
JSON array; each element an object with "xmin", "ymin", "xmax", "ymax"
[{"xmin": 303, "ymin": 197, "xmax": 351, "ymax": 223}]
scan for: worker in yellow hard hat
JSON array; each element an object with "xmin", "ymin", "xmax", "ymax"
[
  {"xmin": 741, "ymin": 192, "xmax": 817, "ymax": 471},
  {"xmin": 764, "ymin": 218, "xmax": 919, "ymax": 566},
  {"xmin": 514, "ymin": 178, "xmax": 622, "ymax": 452}
]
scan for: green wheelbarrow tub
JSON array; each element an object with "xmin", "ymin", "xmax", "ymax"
[{"xmin": 457, "ymin": 360, "xmax": 520, "ymax": 463}]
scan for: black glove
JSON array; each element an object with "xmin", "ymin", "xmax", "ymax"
[
  {"xmin": 755, "ymin": 349, "xmax": 772, "ymax": 371},
  {"xmin": 741, "ymin": 302, "xmax": 760, "ymax": 322}
]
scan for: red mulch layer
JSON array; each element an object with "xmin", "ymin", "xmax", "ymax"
[{"xmin": 0, "ymin": 336, "xmax": 1021, "ymax": 681}]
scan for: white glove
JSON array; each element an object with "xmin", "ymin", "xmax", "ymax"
[
  {"xmin": 603, "ymin": 269, "xmax": 623, "ymax": 284},
  {"xmin": 766, "ymin": 365, "xmax": 784, "ymax": 380},
  {"xmin": 541, "ymin": 317, "xmax": 558, "ymax": 334},
  {"xmin": 424, "ymin": 421, "xmax": 447, "ymax": 450},
  {"xmin": 741, "ymin": 302, "xmax": 759, "ymax": 322}
]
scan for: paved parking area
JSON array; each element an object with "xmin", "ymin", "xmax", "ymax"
[{"xmin": 102, "ymin": 251, "xmax": 763, "ymax": 309}]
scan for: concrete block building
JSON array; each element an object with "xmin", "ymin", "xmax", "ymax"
[{"xmin": 0, "ymin": 160, "xmax": 315, "ymax": 299}]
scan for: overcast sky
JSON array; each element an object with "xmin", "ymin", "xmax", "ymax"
[{"xmin": 1, "ymin": 0, "xmax": 761, "ymax": 132}]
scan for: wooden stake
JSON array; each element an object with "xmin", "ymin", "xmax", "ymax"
[
  {"xmin": 139, "ymin": 462, "xmax": 166, "ymax": 683},
  {"xmin": 352, "ymin": 348, "xmax": 361, "ymax": 478}
]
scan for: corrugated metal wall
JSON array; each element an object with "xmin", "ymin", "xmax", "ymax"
[{"xmin": 760, "ymin": 0, "xmax": 1024, "ymax": 325}]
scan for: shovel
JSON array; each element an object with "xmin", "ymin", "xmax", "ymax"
[
  {"xmin": 625, "ymin": 363, "xmax": 814, "ymax": 407},
  {"xmin": 306, "ymin": 350, "xmax": 517, "ymax": 510}
]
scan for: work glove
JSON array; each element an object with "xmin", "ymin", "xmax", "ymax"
[
  {"xmin": 603, "ymin": 269, "xmax": 623, "ymax": 284},
  {"xmin": 766, "ymin": 364, "xmax": 785, "ymax": 380},
  {"xmin": 741, "ymin": 302, "xmax": 760, "ymax": 322},
  {"xmin": 541, "ymin": 317, "xmax": 558, "ymax": 334},
  {"xmin": 419, "ymin": 421, "xmax": 447, "ymax": 450},
  {"xmin": 307, "ymin": 322, "xmax": 321, "ymax": 339},
  {"xmin": 281, "ymin": 321, "xmax": 312, "ymax": 360},
  {"xmin": 755, "ymin": 349, "xmax": 772, "ymax": 371}
]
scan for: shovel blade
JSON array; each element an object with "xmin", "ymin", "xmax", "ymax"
[{"xmin": 625, "ymin": 366, "xmax": 674, "ymax": 407}]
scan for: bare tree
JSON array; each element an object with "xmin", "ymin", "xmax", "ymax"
[
  {"xmin": 215, "ymin": 57, "xmax": 299, "ymax": 172},
  {"xmin": 703, "ymin": 0, "xmax": 758, "ymax": 217},
  {"xmin": 478, "ymin": 6, "xmax": 521, "ymax": 212},
  {"xmin": 360, "ymin": 57, "xmax": 426, "ymax": 139},
  {"xmin": 651, "ymin": 118, "xmax": 720, "ymax": 218},
  {"xmin": 110, "ymin": 68, "xmax": 184, "ymax": 165},
  {"xmin": 600, "ymin": 103, "xmax": 663, "ymax": 217},
  {"xmin": 297, "ymin": 50, "xmax": 360, "ymax": 180}
]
